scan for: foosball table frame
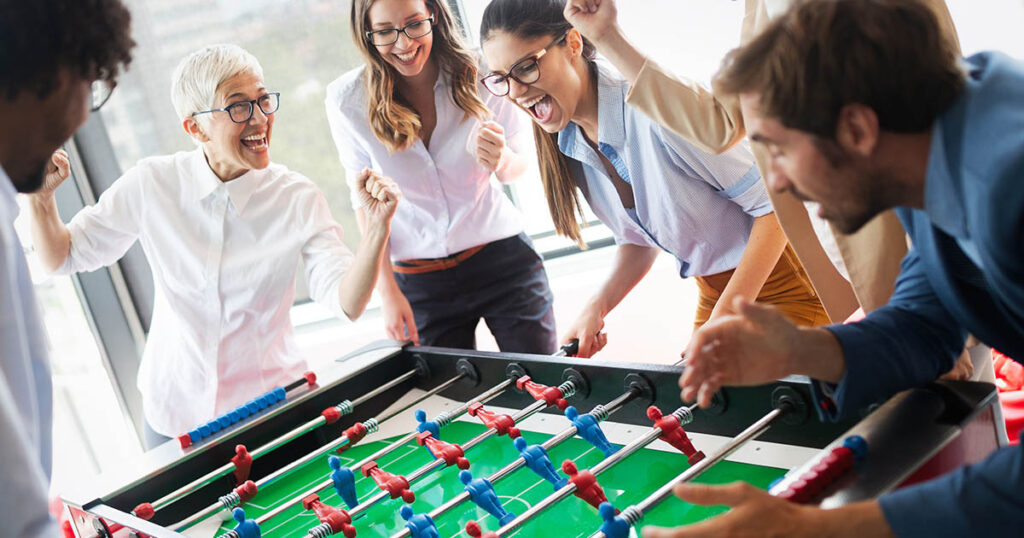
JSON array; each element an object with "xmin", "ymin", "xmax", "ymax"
[{"xmin": 62, "ymin": 342, "xmax": 1002, "ymax": 538}]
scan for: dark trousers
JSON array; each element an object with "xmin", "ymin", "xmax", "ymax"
[{"xmin": 395, "ymin": 233, "xmax": 557, "ymax": 354}]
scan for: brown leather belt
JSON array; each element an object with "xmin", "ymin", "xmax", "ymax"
[{"xmin": 393, "ymin": 245, "xmax": 486, "ymax": 274}]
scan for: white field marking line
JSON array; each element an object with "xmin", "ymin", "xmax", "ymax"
[{"xmin": 255, "ymin": 442, "xmax": 424, "ymax": 536}]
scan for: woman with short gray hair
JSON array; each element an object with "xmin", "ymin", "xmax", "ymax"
[{"xmin": 26, "ymin": 43, "xmax": 401, "ymax": 448}]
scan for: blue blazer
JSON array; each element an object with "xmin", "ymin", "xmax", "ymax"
[{"xmin": 814, "ymin": 52, "xmax": 1024, "ymax": 537}]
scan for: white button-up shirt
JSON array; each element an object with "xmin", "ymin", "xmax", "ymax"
[
  {"xmin": 325, "ymin": 67, "xmax": 525, "ymax": 260},
  {"xmin": 56, "ymin": 149, "xmax": 354, "ymax": 435},
  {"xmin": 1, "ymin": 165, "xmax": 59, "ymax": 536},
  {"xmin": 559, "ymin": 64, "xmax": 772, "ymax": 277}
]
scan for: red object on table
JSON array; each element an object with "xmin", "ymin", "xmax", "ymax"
[
  {"xmin": 468, "ymin": 402, "xmax": 521, "ymax": 438},
  {"xmin": 516, "ymin": 376, "xmax": 569, "ymax": 410},
  {"xmin": 561, "ymin": 460, "xmax": 609, "ymax": 510},
  {"xmin": 416, "ymin": 431, "xmax": 471, "ymax": 469},
  {"xmin": 302, "ymin": 493, "xmax": 356, "ymax": 538},
  {"xmin": 361, "ymin": 461, "xmax": 416, "ymax": 503},
  {"xmin": 647, "ymin": 405, "xmax": 705, "ymax": 465}
]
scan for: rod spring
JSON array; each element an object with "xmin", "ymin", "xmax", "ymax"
[
  {"xmin": 337, "ymin": 400, "xmax": 354, "ymax": 416},
  {"xmin": 434, "ymin": 411, "xmax": 452, "ymax": 428},
  {"xmin": 364, "ymin": 417, "xmax": 380, "ymax": 434},
  {"xmin": 218, "ymin": 531, "xmax": 240, "ymax": 538},
  {"xmin": 218, "ymin": 491, "xmax": 241, "ymax": 510},
  {"xmin": 590, "ymin": 404, "xmax": 610, "ymax": 422},
  {"xmin": 672, "ymin": 406, "xmax": 694, "ymax": 426},
  {"xmin": 306, "ymin": 522, "xmax": 333, "ymax": 538},
  {"xmin": 621, "ymin": 505, "xmax": 643, "ymax": 525},
  {"xmin": 558, "ymin": 380, "xmax": 577, "ymax": 399}
]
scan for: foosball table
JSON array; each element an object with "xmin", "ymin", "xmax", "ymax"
[{"xmin": 62, "ymin": 342, "xmax": 1002, "ymax": 538}]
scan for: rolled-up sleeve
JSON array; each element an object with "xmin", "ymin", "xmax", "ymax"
[
  {"xmin": 299, "ymin": 185, "xmax": 355, "ymax": 320},
  {"xmin": 658, "ymin": 128, "xmax": 772, "ymax": 217},
  {"xmin": 325, "ymin": 89, "xmax": 374, "ymax": 211},
  {"xmin": 57, "ymin": 169, "xmax": 143, "ymax": 275}
]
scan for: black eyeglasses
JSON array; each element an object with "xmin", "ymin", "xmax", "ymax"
[
  {"xmin": 481, "ymin": 33, "xmax": 567, "ymax": 97},
  {"xmin": 365, "ymin": 17, "xmax": 434, "ymax": 46},
  {"xmin": 90, "ymin": 69, "xmax": 117, "ymax": 112},
  {"xmin": 191, "ymin": 92, "xmax": 281, "ymax": 124}
]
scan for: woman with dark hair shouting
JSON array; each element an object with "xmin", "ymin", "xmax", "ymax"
[{"xmin": 480, "ymin": 0, "xmax": 827, "ymax": 357}]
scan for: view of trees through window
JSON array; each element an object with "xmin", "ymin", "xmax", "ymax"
[{"xmin": 103, "ymin": 0, "xmax": 368, "ymax": 250}]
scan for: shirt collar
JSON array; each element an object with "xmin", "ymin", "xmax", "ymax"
[
  {"xmin": 557, "ymin": 63, "xmax": 629, "ymax": 159},
  {"xmin": 190, "ymin": 148, "xmax": 260, "ymax": 215},
  {"xmin": 923, "ymin": 118, "xmax": 967, "ymax": 238}
]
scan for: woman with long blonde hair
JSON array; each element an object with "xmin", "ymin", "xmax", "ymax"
[{"xmin": 326, "ymin": 0, "xmax": 556, "ymax": 353}]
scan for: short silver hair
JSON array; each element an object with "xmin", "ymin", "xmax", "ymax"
[{"xmin": 171, "ymin": 44, "xmax": 264, "ymax": 127}]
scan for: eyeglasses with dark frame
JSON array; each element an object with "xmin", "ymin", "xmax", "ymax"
[
  {"xmin": 365, "ymin": 16, "xmax": 435, "ymax": 47},
  {"xmin": 191, "ymin": 92, "xmax": 281, "ymax": 124},
  {"xmin": 481, "ymin": 33, "xmax": 568, "ymax": 97},
  {"xmin": 90, "ymin": 68, "xmax": 117, "ymax": 112}
]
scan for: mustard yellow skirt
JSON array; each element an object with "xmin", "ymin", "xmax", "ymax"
[{"xmin": 693, "ymin": 244, "xmax": 830, "ymax": 329}]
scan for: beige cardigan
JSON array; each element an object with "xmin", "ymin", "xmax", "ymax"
[{"xmin": 621, "ymin": 0, "xmax": 961, "ymax": 321}]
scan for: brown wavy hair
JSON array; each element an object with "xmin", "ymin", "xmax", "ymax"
[
  {"xmin": 350, "ymin": 0, "xmax": 489, "ymax": 153},
  {"xmin": 481, "ymin": 0, "xmax": 596, "ymax": 246},
  {"xmin": 714, "ymin": 0, "xmax": 964, "ymax": 139}
]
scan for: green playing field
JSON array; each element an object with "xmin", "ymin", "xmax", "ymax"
[{"xmin": 212, "ymin": 421, "xmax": 786, "ymax": 537}]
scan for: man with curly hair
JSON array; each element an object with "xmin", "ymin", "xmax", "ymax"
[{"xmin": 0, "ymin": 0, "xmax": 134, "ymax": 534}]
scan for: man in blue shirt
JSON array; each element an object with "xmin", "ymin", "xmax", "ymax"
[
  {"xmin": 0, "ymin": 2, "xmax": 133, "ymax": 535},
  {"xmin": 651, "ymin": 1, "xmax": 1024, "ymax": 537}
]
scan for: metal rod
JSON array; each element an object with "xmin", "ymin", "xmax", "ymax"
[
  {"xmin": 155, "ymin": 369, "xmax": 419, "ymax": 517},
  {"xmin": 248, "ymin": 378, "xmax": 515, "ymax": 529},
  {"xmin": 587, "ymin": 405, "xmax": 789, "ymax": 538},
  {"xmin": 173, "ymin": 369, "xmax": 451, "ymax": 531},
  {"xmin": 494, "ymin": 403, "xmax": 700, "ymax": 537},
  {"xmin": 390, "ymin": 388, "xmax": 641, "ymax": 538},
  {"xmin": 301, "ymin": 380, "xmax": 576, "ymax": 537}
]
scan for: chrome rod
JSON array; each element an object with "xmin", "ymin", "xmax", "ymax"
[
  {"xmin": 390, "ymin": 388, "xmax": 640, "ymax": 538},
  {"xmin": 300, "ymin": 380, "xmax": 577, "ymax": 537},
  {"xmin": 588, "ymin": 406, "xmax": 788, "ymax": 538},
  {"xmin": 494, "ymin": 403, "xmax": 699, "ymax": 537},
  {"xmin": 157, "ymin": 369, "xmax": 420, "ymax": 518},
  {"xmin": 173, "ymin": 369, "xmax": 448, "ymax": 531},
  {"xmin": 244, "ymin": 378, "xmax": 515, "ymax": 531}
]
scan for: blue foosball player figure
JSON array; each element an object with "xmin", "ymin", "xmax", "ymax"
[
  {"xmin": 513, "ymin": 436, "xmax": 568, "ymax": 490},
  {"xmin": 565, "ymin": 406, "xmax": 618, "ymax": 457},
  {"xmin": 400, "ymin": 505, "xmax": 440, "ymax": 538},
  {"xmin": 459, "ymin": 470, "xmax": 516, "ymax": 525},
  {"xmin": 328, "ymin": 455, "xmax": 358, "ymax": 509},
  {"xmin": 598, "ymin": 502, "xmax": 631, "ymax": 538},
  {"xmin": 231, "ymin": 507, "xmax": 261, "ymax": 538}
]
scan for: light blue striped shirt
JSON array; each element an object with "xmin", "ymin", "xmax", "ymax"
[{"xmin": 558, "ymin": 64, "xmax": 772, "ymax": 277}]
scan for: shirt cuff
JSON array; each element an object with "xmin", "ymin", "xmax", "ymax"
[
  {"xmin": 808, "ymin": 323, "xmax": 875, "ymax": 422},
  {"xmin": 624, "ymin": 56, "xmax": 655, "ymax": 105}
]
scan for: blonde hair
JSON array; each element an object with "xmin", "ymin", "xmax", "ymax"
[{"xmin": 350, "ymin": 0, "xmax": 489, "ymax": 152}]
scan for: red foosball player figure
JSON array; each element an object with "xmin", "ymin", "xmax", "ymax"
[
  {"xmin": 465, "ymin": 520, "xmax": 499, "ymax": 538},
  {"xmin": 361, "ymin": 461, "xmax": 416, "ymax": 503},
  {"xmin": 468, "ymin": 402, "xmax": 521, "ymax": 438},
  {"xmin": 561, "ymin": 460, "xmax": 609, "ymax": 510},
  {"xmin": 302, "ymin": 493, "xmax": 356, "ymax": 538},
  {"xmin": 231, "ymin": 444, "xmax": 253, "ymax": 484},
  {"xmin": 416, "ymin": 431, "xmax": 471, "ymax": 469},
  {"xmin": 647, "ymin": 406, "xmax": 705, "ymax": 465},
  {"xmin": 516, "ymin": 376, "xmax": 569, "ymax": 410}
]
